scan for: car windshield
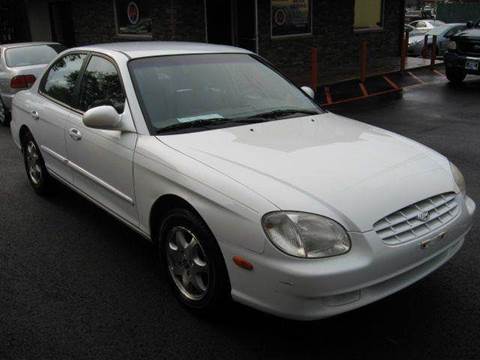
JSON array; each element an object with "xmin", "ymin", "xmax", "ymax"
[
  {"xmin": 128, "ymin": 54, "xmax": 322, "ymax": 133},
  {"xmin": 427, "ymin": 25, "xmax": 459, "ymax": 36},
  {"xmin": 5, "ymin": 44, "xmax": 65, "ymax": 68}
]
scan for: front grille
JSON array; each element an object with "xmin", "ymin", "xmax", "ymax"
[
  {"xmin": 373, "ymin": 193, "xmax": 459, "ymax": 245},
  {"xmin": 457, "ymin": 40, "xmax": 480, "ymax": 57}
]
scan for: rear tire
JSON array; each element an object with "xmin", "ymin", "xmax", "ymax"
[
  {"xmin": 446, "ymin": 68, "xmax": 466, "ymax": 85},
  {"xmin": 22, "ymin": 131, "xmax": 54, "ymax": 195},
  {"xmin": 156, "ymin": 208, "xmax": 230, "ymax": 314},
  {"xmin": 0, "ymin": 99, "xmax": 10, "ymax": 127}
]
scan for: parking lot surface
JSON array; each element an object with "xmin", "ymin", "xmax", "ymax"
[{"xmin": 1, "ymin": 77, "xmax": 479, "ymax": 360}]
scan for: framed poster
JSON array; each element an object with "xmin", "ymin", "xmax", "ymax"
[
  {"xmin": 114, "ymin": 0, "xmax": 152, "ymax": 36},
  {"xmin": 271, "ymin": 0, "xmax": 312, "ymax": 38}
]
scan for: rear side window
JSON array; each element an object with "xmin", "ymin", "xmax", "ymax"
[
  {"xmin": 42, "ymin": 53, "xmax": 87, "ymax": 107},
  {"xmin": 78, "ymin": 56, "xmax": 125, "ymax": 113},
  {"xmin": 5, "ymin": 45, "xmax": 65, "ymax": 68}
]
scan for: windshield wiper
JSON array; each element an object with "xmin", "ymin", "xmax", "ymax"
[
  {"xmin": 156, "ymin": 117, "xmax": 270, "ymax": 134},
  {"xmin": 156, "ymin": 118, "xmax": 227, "ymax": 133},
  {"xmin": 247, "ymin": 109, "xmax": 319, "ymax": 120}
]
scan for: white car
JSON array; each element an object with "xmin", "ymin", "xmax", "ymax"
[
  {"xmin": 11, "ymin": 42, "xmax": 475, "ymax": 320},
  {"xmin": 409, "ymin": 19, "xmax": 445, "ymax": 33}
]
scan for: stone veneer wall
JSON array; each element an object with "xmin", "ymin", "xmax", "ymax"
[
  {"xmin": 71, "ymin": 0, "xmax": 206, "ymax": 45},
  {"xmin": 257, "ymin": 0, "xmax": 405, "ymax": 83},
  {"xmin": 70, "ymin": 0, "xmax": 404, "ymax": 83}
]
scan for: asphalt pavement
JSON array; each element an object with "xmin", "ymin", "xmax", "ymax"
[{"xmin": 1, "ymin": 75, "xmax": 479, "ymax": 360}]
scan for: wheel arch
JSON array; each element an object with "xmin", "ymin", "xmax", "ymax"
[
  {"xmin": 19, "ymin": 124, "xmax": 32, "ymax": 147},
  {"xmin": 149, "ymin": 193, "xmax": 232, "ymax": 292},
  {"xmin": 149, "ymin": 193, "xmax": 210, "ymax": 245}
]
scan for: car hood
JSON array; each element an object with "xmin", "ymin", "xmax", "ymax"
[
  {"xmin": 454, "ymin": 29, "xmax": 480, "ymax": 41},
  {"xmin": 157, "ymin": 113, "xmax": 455, "ymax": 232}
]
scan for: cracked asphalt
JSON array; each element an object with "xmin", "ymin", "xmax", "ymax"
[{"xmin": 1, "ymin": 74, "xmax": 479, "ymax": 360}]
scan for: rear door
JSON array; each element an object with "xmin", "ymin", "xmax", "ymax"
[
  {"xmin": 36, "ymin": 52, "xmax": 88, "ymax": 183},
  {"xmin": 65, "ymin": 54, "xmax": 138, "ymax": 227}
]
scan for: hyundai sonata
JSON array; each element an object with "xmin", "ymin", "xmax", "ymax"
[{"xmin": 11, "ymin": 42, "xmax": 475, "ymax": 320}]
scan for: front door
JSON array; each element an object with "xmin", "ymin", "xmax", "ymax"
[
  {"xmin": 65, "ymin": 54, "xmax": 138, "ymax": 226},
  {"xmin": 35, "ymin": 52, "xmax": 88, "ymax": 183}
]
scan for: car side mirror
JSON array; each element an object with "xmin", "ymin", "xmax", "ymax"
[
  {"xmin": 467, "ymin": 21, "xmax": 474, "ymax": 29},
  {"xmin": 83, "ymin": 105, "xmax": 123, "ymax": 130},
  {"xmin": 301, "ymin": 86, "xmax": 315, "ymax": 99}
]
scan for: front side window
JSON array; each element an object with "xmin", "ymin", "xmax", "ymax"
[
  {"xmin": 354, "ymin": 0, "xmax": 383, "ymax": 30},
  {"xmin": 78, "ymin": 56, "xmax": 125, "ymax": 113},
  {"xmin": 416, "ymin": 21, "xmax": 427, "ymax": 29},
  {"xmin": 5, "ymin": 44, "xmax": 66, "ymax": 68},
  {"xmin": 42, "ymin": 53, "xmax": 87, "ymax": 107},
  {"xmin": 129, "ymin": 54, "xmax": 322, "ymax": 134}
]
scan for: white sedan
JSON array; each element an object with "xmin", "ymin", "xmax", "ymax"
[
  {"xmin": 409, "ymin": 19, "xmax": 446, "ymax": 33},
  {"xmin": 11, "ymin": 42, "xmax": 475, "ymax": 320}
]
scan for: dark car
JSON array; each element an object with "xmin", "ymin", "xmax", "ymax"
[{"xmin": 444, "ymin": 20, "xmax": 480, "ymax": 84}]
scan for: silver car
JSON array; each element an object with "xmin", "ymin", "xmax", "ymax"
[
  {"xmin": 408, "ymin": 23, "xmax": 466, "ymax": 58},
  {"xmin": 0, "ymin": 42, "xmax": 65, "ymax": 126}
]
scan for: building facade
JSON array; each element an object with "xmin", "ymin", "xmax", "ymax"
[{"xmin": 4, "ymin": 0, "xmax": 405, "ymax": 85}]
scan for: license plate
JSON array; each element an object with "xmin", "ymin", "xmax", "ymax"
[{"xmin": 465, "ymin": 60, "xmax": 479, "ymax": 71}]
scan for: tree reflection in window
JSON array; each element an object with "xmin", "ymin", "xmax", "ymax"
[
  {"xmin": 79, "ymin": 56, "xmax": 125, "ymax": 113},
  {"xmin": 43, "ymin": 54, "xmax": 86, "ymax": 107}
]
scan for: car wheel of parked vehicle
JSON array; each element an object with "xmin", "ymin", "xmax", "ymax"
[
  {"xmin": 446, "ymin": 68, "xmax": 466, "ymax": 85},
  {"xmin": 0, "ymin": 99, "xmax": 10, "ymax": 126},
  {"xmin": 22, "ymin": 131, "xmax": 54, "ymax": 195},
  {"xmin": 158, "ymin": 208, "xmax": 230, "ymax": 313}
]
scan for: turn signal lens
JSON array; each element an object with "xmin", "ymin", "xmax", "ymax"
[
  {"xmin": 233, "ymin": 256, "xmax": 254, "ymax": 271},
  {"xmin": 10, "ymin": 75, "xmax": 36, "ymax": 89}
]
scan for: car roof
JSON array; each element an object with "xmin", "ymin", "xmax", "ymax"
[
  {"xmin": 72, "ymin": 41, "xmax": 252, "ymax": 59},
  {"xmin": 0, "ymin": 42, "xmax": 61, "ymax": 49}
]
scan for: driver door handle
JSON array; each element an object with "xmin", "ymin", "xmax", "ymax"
[
  {"xmin": 31, "ymin": 110, "xmax": 39, "ymax": 120},
  {"xmin": 68, "ymin": 128, "xmax": 82, "ymax": 141}
]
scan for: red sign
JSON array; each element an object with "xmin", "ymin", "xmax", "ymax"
[{"xmin": 127, "ymin": 1, "xmax": 140, "ymax": 25}]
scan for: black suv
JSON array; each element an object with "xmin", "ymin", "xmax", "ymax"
[{"xmin": 444, "ymin": 20, "xmax": 480, "ymax": 84}]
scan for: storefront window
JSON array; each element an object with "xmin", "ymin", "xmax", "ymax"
[
  {"xmin": 271, "ymin": 0, "xmax": 312, "ymax": 38},
  {"xmin": 114, "ymin": 0, "xmax": 152, "ymax": 36},
  {"xmin": 354, "ymin": 0, "xmax": 384, "ymax": 30}
]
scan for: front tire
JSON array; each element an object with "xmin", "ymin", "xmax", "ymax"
[
  {"xmin": 446, "ymin": 67, "xmax": 466, "ymax": 85},
  {"xmin": 157, "ymin": 208, "xmax": 230, "ymax": 313},
  {"xmin": 22, "ymin": 131, "xmax": 54, "ymax": 195}
]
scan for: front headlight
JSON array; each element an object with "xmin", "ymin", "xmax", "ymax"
[
  {"xmin": 262, "ymin": 212, "xmax": 351, "ymax": 258},
  {"xmin": 448, "ymin": 40, "xmax": 457, "ymax": 50},
  {"xmin": 450, "ymin": 162, "xmax": 466, "ymax": 196}
]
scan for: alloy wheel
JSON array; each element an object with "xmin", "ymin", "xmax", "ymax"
[
  {"xmin": 25, "ymin": 141, "xmax": 42, "ymax": 185},
  {"xmin": 166, "ymin": 226, "xmax": 210, "ymax": 301}
]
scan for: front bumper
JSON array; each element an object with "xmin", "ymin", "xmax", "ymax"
[
  {"xmin": 445, "ymin": 52, "xmax": 480, "ymax": 75},
  {"xmin": 222, "ymin": 195, "xmax": 475, "ymax": 320}
]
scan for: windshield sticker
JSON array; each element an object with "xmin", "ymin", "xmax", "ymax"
[{"xmin": 177, "ymin": 114, "xmax": 224, "ymax": 123}]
